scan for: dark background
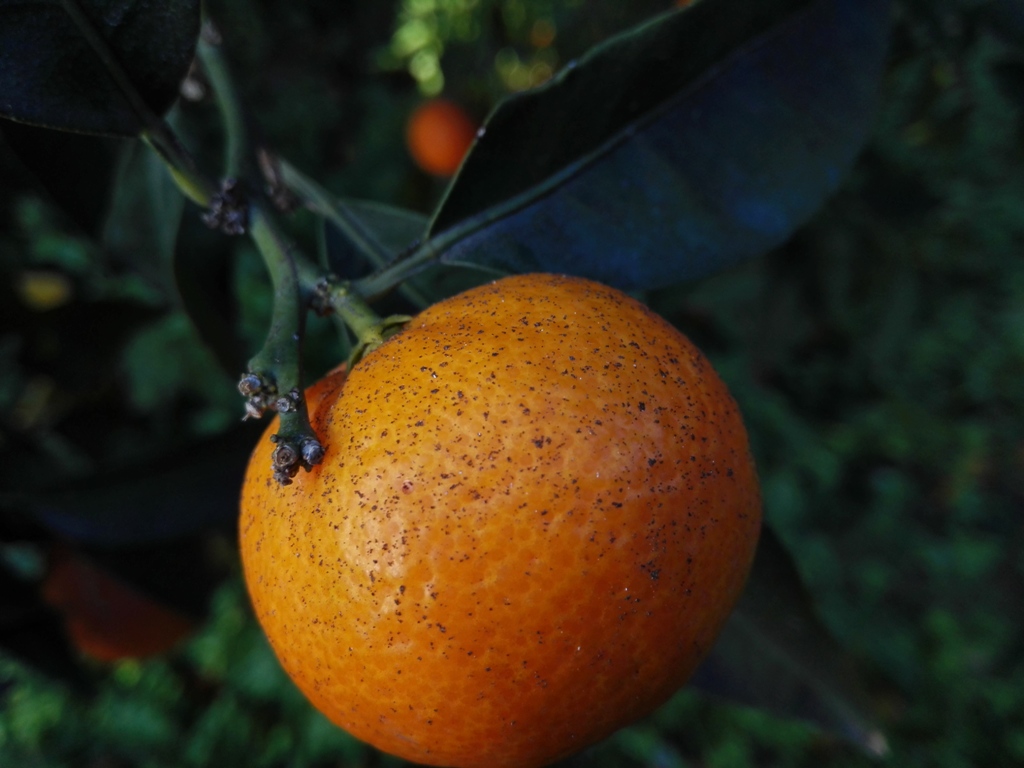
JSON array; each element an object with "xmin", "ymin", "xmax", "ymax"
[{"xmin": 1, "ymin": 0, "xmax": 1022, "ymax": 766}]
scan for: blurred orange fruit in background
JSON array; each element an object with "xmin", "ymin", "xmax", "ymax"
[{"xmin": 406, "ymin": 98, "xmax": 478, "ymax": 177}]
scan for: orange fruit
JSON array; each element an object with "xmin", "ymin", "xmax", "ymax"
[
  {"xmin": 240, "ymin": 274, "xmax": 761, "ymax": 767},
  {"xmin": 406, "ymin": 98, "xmax": 478, "ymax": 177},
  {"xmin": 41, "ymin": 546, "xmax": 196, "ymax": 662}
]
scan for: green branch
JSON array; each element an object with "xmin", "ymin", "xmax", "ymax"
[
  {"xmin": 197, "ymin": 24, "xmax": 250, "ymax": 180},
  {"xmin": 353, "ymin": 241, "xmax": 438, "ymax": 301},
  {"xmin": 277, "ymin": 159, "xmax": 433, "ymax": 308},
  {"xmin": 67, "ymin": 0, "xmax": 424, "ymax": 482},
  {"xmin": 243, "ymin": 206, "xmax": 324, "ymax": 483},
  {"xmin": 194, "ymin": 25, "xmax": 331, "ymax": 483},
  {"xmin": 326, "ymin": 283, "xmax": 411, "ymax": 366}
]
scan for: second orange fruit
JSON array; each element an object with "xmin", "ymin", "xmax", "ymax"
[
  {"xmin": 240, "ymin": 274, "xmax": 761, "ymax": 767},
  {"xmin": 41, "ymin": 547, "xmax": 196, "ymax": 662},
  {"xmin": 406, "ymin": 98, "xmax": 478, "ymax": 177}
]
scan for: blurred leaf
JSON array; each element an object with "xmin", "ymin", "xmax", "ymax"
[
  {"xmin": 24, "ymin": 299, "xmax": 164, "ymax": 396},
  {"xmin": 0, "ymin": 0, "xmax": 200, "ymax": 136},
  {"xmin": 0, "ymin": 121, "xmax": 121, "ymax": 236},
  {"xmin": 991, "ymin": 57, "xmax": 1024, "ymax": 110},
  {"xmin": 173, "ymin": 212, "xmax": 247, "ymax": 376},
  {"xmin": 120, "ymin": 311, "xmax": 238, "ymax": 417},
  {"xmin": 10, "ymin": 423, "xmax": 262, "ymax": 547},
  {"xmin": 103, "ymin": 136, "xmax": 186, "ymax": 293},
  {"xmin": 691, "ymin": 527, "xmax": 889, "ymax": 757},
  {"xmin": 426, "ymin": 0, "xmax": 893, "ymax": 290}
]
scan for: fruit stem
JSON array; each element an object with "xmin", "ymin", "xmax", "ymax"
[
  {"xmin": 67, "ymin": 2, "xmax": 413, "ymax": 479},
  {"xmin": 197, "ymin": 29, "xmax": 326, "ymax": 482},
  {"xmin": 325, "ymin": 283, "xmax": 411, "ymax": 366},
  {"xmin": 244, "ymin": 205, "xmax": 324, "ymax": 484}
]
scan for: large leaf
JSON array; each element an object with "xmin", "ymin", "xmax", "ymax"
[
  {"xmin": 9, "ymin": 423, "xmax": 262, "ymax": 547},
  {"xmin": 0, "ymin": 0, "xmax": 200, "ymax": 136},
  {"xmin": 424, "ymin": 0, "xmax": 893, "ymax": 290},
  {"xmin": 0, "ymin": 120, "xmax": 122, "ymax": 236},
  {"xmin": 690, "ymin": 527, "xmax": 889, "ymax": 756}
]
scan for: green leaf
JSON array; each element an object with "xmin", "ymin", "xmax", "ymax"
[
  {"xmin": 13, "ymin": 424, "xmax": 262, "ymax": 547},
  {"xmin": 0, "ymin": 0, "xmax": 201, "ymax": 136},
  {"xmin": 691, "ymin": 527, "xmax": 889, "ymax": 756},
  {"xmin": 322, "ymin": 199, "xmax": 429, "ymax": 278},
  {"xmin": 425, "ymin": 0, "xmax": 893, "ymax": 289},
  {"xmin": 172, "ymin": 210, "xmax": 249, "ymax": 377},
  {"xmin": 25, "ymin": 299, "xmax": 164, "ymax": 397},
  {"xmin": 102, "ymin": 135, "xmax": 186, "ymax": 293},
  {"xmin": 0, "ymin": 120, "xmax": 122, "ymax": 237},
  {"xmin": 317, "ymin": 196, "xmax": 498, "ymax": 320}
]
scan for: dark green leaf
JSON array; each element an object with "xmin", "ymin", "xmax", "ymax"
[
  {"xmin": 691, "ymin": 527, "xmax": 889, "ymax": 756},
  {"xmin": 0, "ymin": 120, "xmax": 122, "ymax": 237},
  {"xmin": 25, "ymin": 299, "xmax": 164, "ymax": 396},
  {"xmin": 102, "ymin": 135, "xmax": 186, "ymax": 293},
  {"xmin": 319, "ymin": 198, "xmax": 492, "ymax": 310},
  {"xmin": 173, "ymin": 210, "xmax": 247, "ymax": 376},
  {"xmin": 426, "ymin": 0, "xmax": 893, "ymax": 289},
  {"xmin": 13, "ymin": 423, "xmax": 262, "ymax": 547},
  {"xmin": 0, "ymin": 0, "xmax": 201, "ymax": 136},
  {"xmin": 323, "ymin": 199, "xmax": 428, "ymax": 278}
]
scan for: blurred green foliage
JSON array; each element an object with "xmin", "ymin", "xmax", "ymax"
[{"xmin": 2, "ymin": 0, "xmax": 1023, "ymax": 767}]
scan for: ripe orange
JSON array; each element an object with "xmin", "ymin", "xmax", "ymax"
[
  {"xmin": 405, "ymin": 98, "xmax": 478, "ymax": 177},
  {"xmin": 41, "ymin": 546, "xmax": 196, "ymax": 662},
  {"xmin": 240, "ymin": 274, "xmax": 761, "ymax": 767}
]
